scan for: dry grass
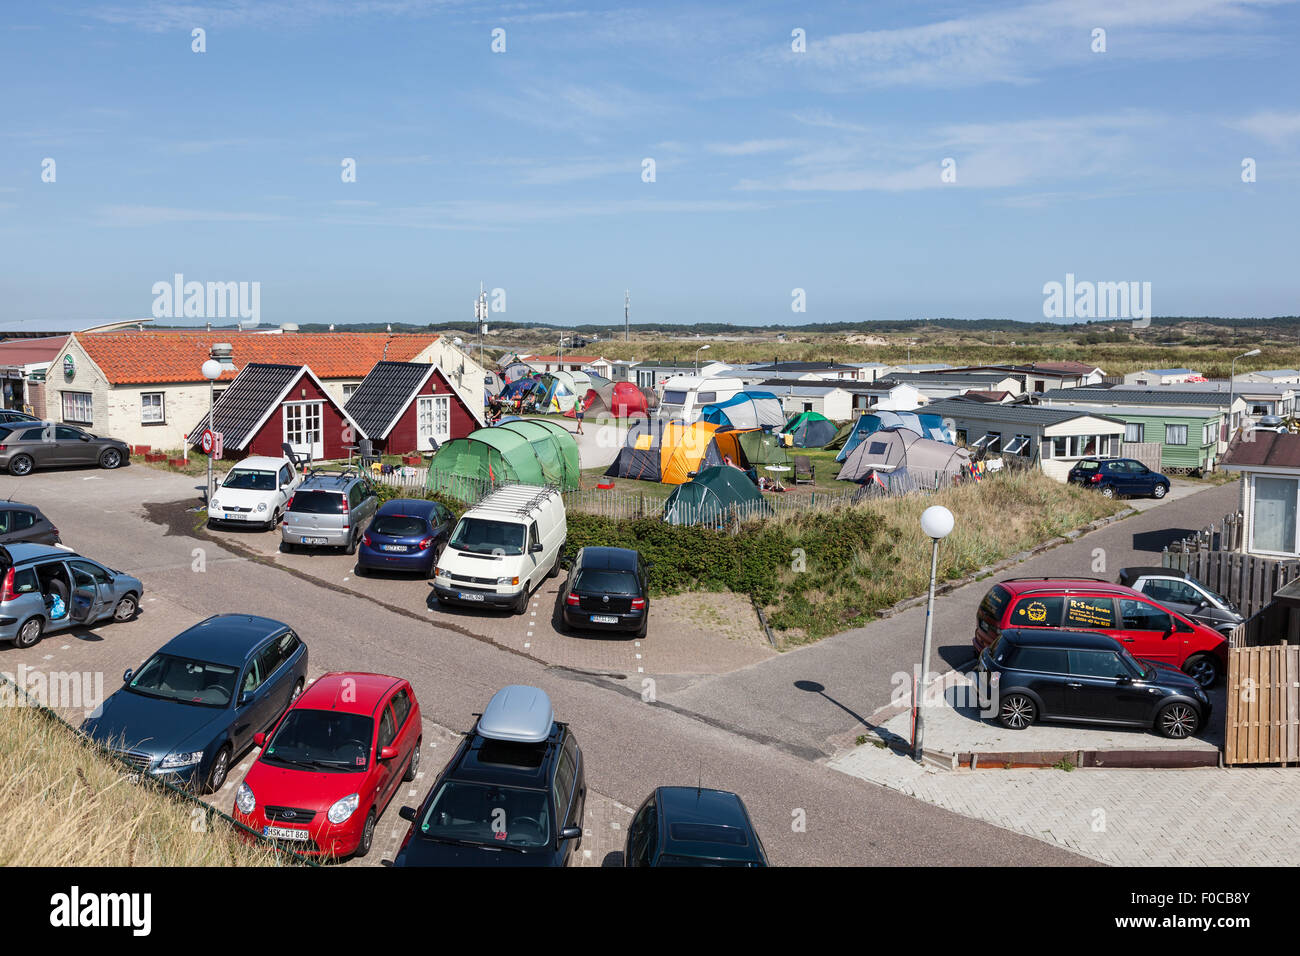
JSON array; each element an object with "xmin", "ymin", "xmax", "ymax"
[{"xmin": 0, "ymin": 704, "xmax": 289, "ymax": 867}]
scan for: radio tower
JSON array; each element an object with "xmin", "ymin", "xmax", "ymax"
[{"xmin": 624, "ymin": 289, "xmax": 630, "ymax": 342}]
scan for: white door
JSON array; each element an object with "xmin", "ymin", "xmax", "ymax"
[
  {"xmin": 417, "ymin": 396, "xmax": 450, "ymax": 450},
  {"xmin": 284, "ymin": 402, "xmax": 324, "ymax": 460}
]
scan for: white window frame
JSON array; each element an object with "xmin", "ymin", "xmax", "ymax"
[
  {"xmin": 61, "ymin": 391, "xmax": 93, "ymax": 425},
  {"xmin": 141, "ymin": 391, "xmax": 165, "ymax": 424},
  {"xmin": 1124, "ymin": 422, "xmax": 1144, "ymax": 443},
  {"xmin": 1166, "ymin": 424, "xmax": 1188, "ymax": 446},
  {"xmin": 283, "ymin": 401, "xmax": 324, "ymax": 460},
  {"xmin": 342, "ymin": 382, "xmax": 361, "ymax": 397},
  {"xmin": 1249, "ymin": 474, "xmax": 1300, "ymax": 557}
]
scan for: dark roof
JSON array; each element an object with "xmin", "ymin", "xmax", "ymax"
[
  {"xmin": 343, "ymin": 361, "xmax": 435, "ymax": 440},
  {"xmin": 1000, "ymin": 628, "xmax": 1124, "ymax": 651},
  {"xmin": 160, "ymin": 614, "xmax": 290, "ymax": 666},
  {"xmin": 747, "ymin": 361, "xmax": 857, "ymax": 372},
  {"xmin": 885, "ymin": 371, "xmax": 1017, "ymax": 384},
  {"xmin": 575, "ymin": 546, "xmax": 639, "ymax": 571},
  {"xmin": 925, "ymin": 399, "xmax": 1123, "ymax": 426},
  {"xmin": 189, "ymin": 363, "xmax": 304, "ymax": 449},
  {"xmin": 1042, "ymin": 387, "xmax": 1236, "ymax": 407},
  {"xmin": 1221, "ymin": 432, "xmax": 1300, "ymax": 469},
  {"xmin": 376, "ymin": 498, "xmax": 441, "ymax": 517},
  {"xmin": 656, "ymin": 787, "xmax": 764, "ymax": 863}
]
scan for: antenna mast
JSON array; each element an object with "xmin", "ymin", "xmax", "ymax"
[{"xmin": 624, "ymin": 289, "xmax": 630, "ymax": 343}]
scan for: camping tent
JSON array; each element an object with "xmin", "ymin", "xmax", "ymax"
[
  {"xmin": 564, "ymin": 380, "xmax": 649, "ymax": 419},
  {"xmin": 662, "ymin": 466, "xmax": 772, "ymax": 526},
  {"xmin": 426, "ymin": 426, "xmax": 548, "ymax": 495},
  {"xmin": 711, "ymin": 428, "xmax": 791, "ymax": 469},
  {"xmin": 494, "ymin": 419, "xmax": 581, "ymax": 490},
  {"xmin": 499, "ymin": 362, "xmax": 535, "ymax": 384},
  {"xmin": 698, "ymin": 391, "xmax": 785, "ymax": 430},
  {"xmin": 783, "ymin": 411, "xmax": 838, "ymax": 448},
  {"xmin": 835, "ymin": 411, "xmax": 953, "ymax": 462},
  {"xmin": 660, "ymin": 421, "xmax": 727, "ymax": 484},
  {"xmin": 499, "ymin": 377, "xmax": 540, "ymax": 403},
  {"xmin": 535, "ymin": 370, "xmax": 593, "ymax": 413},
  {"xmin": 836, "ymin": 427, "xmax": 969, "ymax": 488}
]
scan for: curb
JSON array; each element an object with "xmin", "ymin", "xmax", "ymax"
[
  {"xmin": 873, "ymin": 507, "xmax": 1137, "ymax": 620},
  {"xmin": 952, "ymin": 749, "xmax": 1221, "ymax": 770}
]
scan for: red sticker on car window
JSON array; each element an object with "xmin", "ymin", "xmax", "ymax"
[
  {"xmin": 494, "ymin": 831, "xmax": 507, "ymax": 841},
  {"xmin": 355, "ymin": 756, "xmax": 365, "ymax": 766}
]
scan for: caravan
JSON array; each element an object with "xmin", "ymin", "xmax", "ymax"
[{"xmin": 656, "ymin": 374, "xmax": 745, "ymax": 423}]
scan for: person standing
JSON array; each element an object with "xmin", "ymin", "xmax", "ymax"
[{"xmin": 575, "ymin": 395, "xmax": 586, "ymax": 435}]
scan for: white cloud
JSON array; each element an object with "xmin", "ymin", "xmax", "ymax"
[
  {"xmin": 95, "ymin": 205, "xmax": 286, "ymax": 225},
  {"xmin": 1229, "ymin": 110, "xmax": 1300, "ymax": 144},
  {"xmin": 705, "ymin": 139, "xmax": 801, "ymax": 156}
]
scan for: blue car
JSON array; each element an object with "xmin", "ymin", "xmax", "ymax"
[
  {"xmin": 1067, "ymin": 457, "xmax": 1171, "ymax": 499},
  {"xmin": 356, "ymin": 498, "xmax": 455, "ymax": 576},
  {"xmin": 81, "ymin": 614, "xmax": 308, "ymax": 794}
]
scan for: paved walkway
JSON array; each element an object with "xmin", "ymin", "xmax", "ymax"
[{"xmin": 830, "ymin": 744, "xmax": 1300, "ymax": 866}]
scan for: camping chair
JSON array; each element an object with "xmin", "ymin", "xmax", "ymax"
[
  {"xmin": 794, "ymin": 455, "xmax": 815, "ymax": 485},
  {"xmin": 357, "ymin": 438, "xmax": 380, "ymax": 470}
]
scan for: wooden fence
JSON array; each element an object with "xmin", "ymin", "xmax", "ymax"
[
  {"xmin": 1225, "ymin": 643, "xmax": 1300, "ymax": 765},
  {"xmin": 1120, "ymin": 441, "xmax": 1162, "ymax": 473}
]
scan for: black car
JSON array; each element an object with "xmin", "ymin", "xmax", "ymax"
[
  {"xmin": 625, "ymin": 786, "xmax": 769, "ymax": 867},
  {"xmin": 560, "ymin": 546, "xmax": 649, "ymax": 638},
  {"xmin": 1118, "ymin": 566, "xmax": 1243, "ymax": 635},
  {"xmin": 0, "ymin": 502, "xmax": 59, "ymax": 546},
  {"xmin": 1067, "ymin": 457, "xmax": 1170, "ymax": 499},
  {"xmin": 81, "ymin": 614, "xmax": 309, "ymax": 793},
  {"xmin": 976, "ymin": 628, "xmax": 1210, "ymax": 738},
  {"xmin": 394, "ymin": 685, "xmax": 585, "ymax": 867}
]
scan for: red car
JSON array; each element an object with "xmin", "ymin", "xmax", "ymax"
[
  {"xmin": 233, "ymin": 672, "xmax": 422, "ymax": 859},
  {"xmin": 975, "ymin": 577, "xmax": 1229, "ymax": 688}
]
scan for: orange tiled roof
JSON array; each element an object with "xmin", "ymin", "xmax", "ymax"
[{"xmin": 74, "ymin": 331, "xmax": 439, "ymax": 385}]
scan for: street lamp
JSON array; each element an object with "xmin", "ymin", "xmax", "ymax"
[
  {"xmin": 201, "ymin": 357, "xmax": 223, "ymax": 505},
  {"xmin": 695, "ymin": 344, "xmax": 710, "ymax": 374},
  {"xmin": 1229, "ymin": 348, "xmax": 1262, "ymax": 441},
  {"xmin": 913, "ymin": 505, "xmax": 954, "ymax": 762}
]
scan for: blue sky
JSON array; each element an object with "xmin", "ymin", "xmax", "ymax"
[{"xmin": 2, "ymin": 0, "xmax": 1298, "ymax": 331}]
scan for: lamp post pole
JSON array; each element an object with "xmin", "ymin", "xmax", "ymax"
[
  {"xmin": 1229, "ymin": 348, "xmax": 1262, "ymax": 442},
  {"xmin": 201, "ymin": 357, "xmax": 224, "ymax": 506},
  {"xmin": 913, "ymin": 506, "xmax": 954, "ymax": 762},
  {"xmin": 695, "ymin": 344, "xmax": 710, "ymax": 374}
]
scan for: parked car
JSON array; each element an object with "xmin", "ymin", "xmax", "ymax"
[
  {"xmin": 0, "ymin": 422, "xmax": 130, "ymax": 476},
  {"xmin": 356, "ymin": 498, "xmax": 455, "ymax": 577},
  {"xmin": 0, "ymin": 502, "xmax": 59, "ymax": 546},
  {"xmin": 975, "ymin": 577, "xmax": 1228, "ymax": 688},
  {"xmin": 1067, "ymin": 457, "xmax": 1170, "ymax": 499},
  {"xmin": 1255, "ymin": 415, "xmax": 1288, "ymax": 433},
  {"xmin": 233, "ymin": 672, "xmax": 422, "ymax": 859},
  {"xmin": 280, "ymin": 466, "xmax": 378, "ymax": 554},
  {"xmin": 0, "ymin": 410, "xmax": 39, "ymax": 425},
  {"xmin": 976, "ymin": 627, "xmax": 1211, "ymax": 738},
  {"xmin": 625, "ymin": 786, "xmax": 769, "ymax": 867},
  {"xmin": 81, "ymin": 614, "xmax": 308, "ymax": 794},
  {"xmin": 208, "ymin": 455, "xmax": 303, "ymax": 531},
  {"xmin": 1118, "ymin": 567, "xmax": 1244, "ymax": 635},
  {"xmin": 0, "ymin": 544, "xmax": 142, "ymax": 649},
  {"xmin": 560, "ymin": 546, "xmax": 649, "ymax": 638},
  {"xmin": 433, "ymin": 484, "xmax": 565, "ymax": 615},
  {"xmin": 393, "ymin": 685, "xmax": 585, "ymax": 867}
]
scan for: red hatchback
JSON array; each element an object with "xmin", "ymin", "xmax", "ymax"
[
  {"xmin": 975, "ymin": 577, "xmax": 1229, "ymax": 688},
  {"xmin": 233, "ymin": 672, "xmax": 422, "ymax": 859}
]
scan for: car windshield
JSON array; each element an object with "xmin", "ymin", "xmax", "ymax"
[
  {"xmin": 223, "ymin": 468, "xmax": 277, "ymax": 491},
  {"xmin": 126, "ymin": 653, "xmax": 238, "ymax": 708},
  {"xmin": 418, "ymin": 781, "xmax": 551, "ymax": 849},
  {"xmin": 290, "ymin": 490, "xmax": 347, "ymax": 514},
  {"xmin": 372, "ymin": 515, "xmax": 427, "ymax": 537},
  {"xmin": 573, "ymin": 569, "xmax": 639, "ymax": 595},
  {"xmin": 449, "ymin": 517, "xmax": 526, "ymax": 556},
  {"xmin": 262, "ymin": 709, "xmax": 373, "ymax": 772}
]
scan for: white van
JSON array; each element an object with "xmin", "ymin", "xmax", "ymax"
[
  {"xmin": 433, "ymin": 484, "xmax": 566, "ymax": 615},
  {"xmin": 656, "ymin": 375, "xmax": 746, "ymax": 423}
]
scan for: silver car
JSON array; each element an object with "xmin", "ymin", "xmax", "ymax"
[
  {"xmin": 279, "ymin": 466, "xmax": 379, "ymax": 554},
  {"xmin": 0, "ymin": 543, "xmax": 144, "ymax": 648},
  {"xmin": 0, "ymin": 422, "xmax": 130, "ymax": 476}
]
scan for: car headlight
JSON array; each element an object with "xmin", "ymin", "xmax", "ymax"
[
  {"xmin": 210, "ymin": 500, "xmax": 220, "ymax": 510},
  {"xmin": 159, "ymin": 750, "xmax": 205, "ymax": 769},
  {"xmin": 236, "ymin": 782, "xmax": 256, "ymax": 815},
  {"xmin": 327, "ymin": 793, "xmax": 360, "ymax": 824},
  {"xmin": 435, "ymin": 566, "xmax": 451, "ymax": 579},
  {"xmin": 257, "ymin": 502, "xmax": 268, "ymax": 512}
]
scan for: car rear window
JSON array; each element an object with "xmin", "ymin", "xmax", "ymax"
[
  {"xmin": 1009, "ymin": 595, "xmax": 1063, "ymax": 627},
  {"xmin": 981, "ymin": 585, "xmax": 1011, "ymax": 620},
  {"xmin": 372, "ymin": 515, "xmax": 427, "ymax": 537},
  {"xmin": 1074, "ymin": 460, "xmax": 1099, "ymax": 471},
  {"xmin": 290, "ymin": 490, "xmax": 346, "ymax": 513},
  {"xmin": 668, "ymin": 823, "xmax": 749, "ymax": 846},
  {"xmin": 573, "ymin": 569, "xmax": 640, "ymax": 595}
]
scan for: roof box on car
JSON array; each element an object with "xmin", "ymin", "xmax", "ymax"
[{"xmin": 477, "ymin": 685, "xmax": 555, "ymax": 744}]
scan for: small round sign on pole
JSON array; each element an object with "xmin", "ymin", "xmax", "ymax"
[{"xmin": 201, "ymin": 429, "xmax": 215, "ymax": 455}]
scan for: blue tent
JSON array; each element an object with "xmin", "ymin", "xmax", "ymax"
[
  {"xmin": 499, "ymin": 377, "xmax": 540, "ymax": 402},
  {"xmin": 698, "ymin": 391, "xmax": 785, "ymax": 429},
  {"xmin": 836, "ymin": 412, "xmax": 953, "ymax": 462}
]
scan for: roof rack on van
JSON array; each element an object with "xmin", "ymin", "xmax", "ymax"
[{"xmin": 478, "ymin": 483, "xmax": 561, "ymax": 519}]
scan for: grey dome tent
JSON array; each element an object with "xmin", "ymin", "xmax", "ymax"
[{"xmin": 836, "ymin": 427, "xmax": 969, "ymax": 491}]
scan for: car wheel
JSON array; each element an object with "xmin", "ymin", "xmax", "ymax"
[
  {"xmin": 513, "ymin": 588, "xmax": 529, "ymax": 615},
  {"xmin": 1182, "ymin": 653, "xmax": 1221, "ymax": 688},
  {"xmin": 404, "ymin": 738, "xmax": 422, "ymax": 782},
  {"xmin": 8, "ymin": 455, "xmax": 33, "ymax": 477},
  {"xmin": 289, "ymin": 678, "xmax": 305, "ymax": 704},
  {"xmin": 111, "ymin": 593, "xmax": 138, "ymax": 623},
  {"xmin": 266, "ymin": 508, "xmax": 282, "ymax": 532},
  {"xmin": 1152, "ymin": 483, "xmax": 1168, "ymax": 499},
  {"xmin": 99, "ymin": 449, "xmax": 122, "ymax": 469},
  {"xmin": 635, "ymin": 618, "xmax": 648, "ymax": 640},
  {"xmin": 354, "ymin": 562, "xmax": 367, "ymax": 576},
  {"xmin": 1156, "ymin": 702, "xmax": 1200, "ymax": 739},
  {"xmin": 280, "ymin": 540, "xmax": 297, "ymax": 554},
  {"xmin": 203, "ymin": 746, "xmax": 231, "ymax": 794},
  {"xmin": 14, "ymin": 616, "xmax": 43, "ymax": 649},
  {"xmin": 344, "ymin": 529, "xmax": 358, "ymax": 556},
  {"xmin": 354, "ymin": 809, "xmax": 377, "ymax": 859},
  {"xmin": 1100, "ymin": 486, "xmax": 1116, "ymax": 499},
  {"xmin": 998, "ymin": 693, "xmax": 1036, "ymax": 729},
  {"xmin": 547, "ymin": 551, "xmax": 561, "ymax": 578}
]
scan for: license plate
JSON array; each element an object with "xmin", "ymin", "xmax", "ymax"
[
  {"xmin": 458, "ymin": 592, "xmax": 486, "ymax": 602},
  {"xmin": 302, "ymin": 536, "xmax": 327, "ymax": 545},
  {"xmin": 382, "ymin": 545, "xmax": 407, "ymax": 552},
  {"xmin": 263, "ymin": 825, "xmax": 310, "ymax": 842},
  {"xmin": 222, "ymin": 512, "xmax": 244, "ymax": 520},
  {"xmin": 123, "ymin": 771, "xmax": 142, "ymax": 784},
  {"xmin": 591, "ymin": 615, "xmax": 619, "ymax": 624}
]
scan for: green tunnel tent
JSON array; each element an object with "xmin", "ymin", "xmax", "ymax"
[
  {"xmin": 494, "ymin": 419, "xmax": 581, "ymax": 490},
  {"xmin": 662, "ymin": 466, "xmax": 773, "ymax": 526},
  {"xmin": 426, "ymin": 426, "xmax": 548, "ymax": 495},
  {"xmin": 733, "ymin": 429, "xmax": 791, "ymax": 468},
  {"xmin": 783, "ymin": 411, "xmax": 839, "ymax": 448}
]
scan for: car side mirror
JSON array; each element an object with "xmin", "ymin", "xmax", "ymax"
[
  {"xmin": 379, "ymin": 745, "xmax": 398, "ymax": 761},
  {"xmin": 254, "ymin": 732, "xmax": 266, "ymax": 748},
  {"xmin": 79, "ymin": 435, "xmax": 89, "ymax": 442},
  {"xmin": 399, "ymin": 806, "xmax": 417, "ymax": 822},
  {"xmin": 238, "ymin": 691, "xmax": 252, "ymax": 706},
  {"xmin": 559, "ymin": 826, "xmax": 583, "ymax": 841},
  {"xmin": 1196, "ymin": 600, "xmax": 1209, "ymax": 610},
  {"xmin": 529, "ymin": 542, "xmax": 543, "ymax": 553},
  {"xmin": 122, "ymin": 668, "xmax": 133, "ymax": 683}
]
